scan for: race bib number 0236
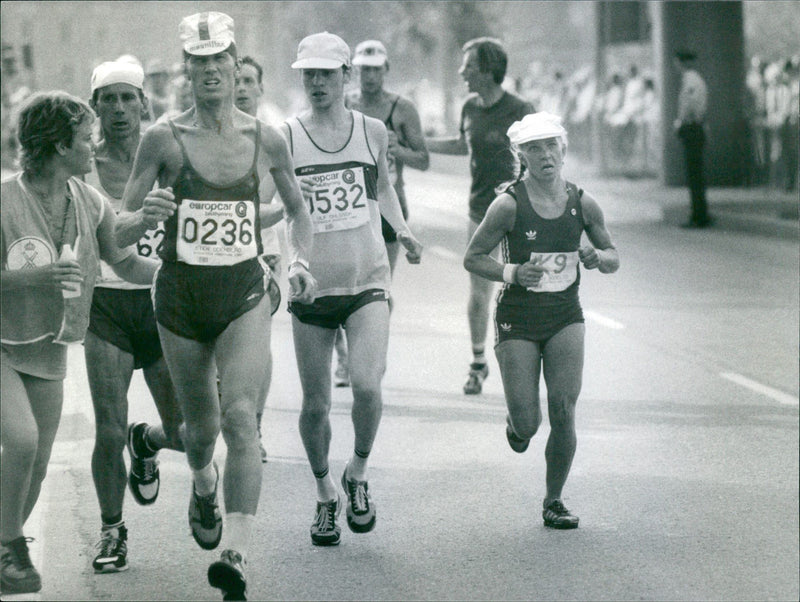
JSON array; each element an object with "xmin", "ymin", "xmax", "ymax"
[
  {"xmin": 177, "ymin": 200, "xmax": 257, "ymax": 266},
  {"xmin": 527, "ymin": 251, "xmax": 579, "ymax": 293},
  {"xmin": 306, "ymin": 166, "xmax": 370, "ymax": 233}
]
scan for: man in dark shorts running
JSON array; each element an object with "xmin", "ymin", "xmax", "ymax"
[
  {"xmin": 116, "ymin": 12, "xmax": 316, "ymax": 600},
  {"xmin": 427, "ymin": 37, "xmax": 533, "ymax": 395},
  {"xmin": 83, "ymin": 59, "xmax": 185, "ymax": 574}
]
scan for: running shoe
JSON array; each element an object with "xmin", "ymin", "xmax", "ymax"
[
  {"xmin": 0, "ymin": 537, "xmax": 41, "ymax": 594},
  {"xmin": 463, "ymin": 362, "xmax": 489, "ymax": 395},
  {"xmin": 188, "ymin": 462, "xmax": 223, "ymax": 550},
  {"xmin": 542, "ymin": 500, "xmax": 580, "ymax": 529},
  {"xmin": 310, "ymin": 494, "xmax": 342, "ymax": 546},
  {"xmin": 208, "ymin": 549, "xmax": 247, "ymax": 601},
  {"xmin": 505, "ymin": 416, "xmax": 531, "ymax": 453},
  {"xmin": 92, "ymin": 525, "xmax": 129, "ymax": 573},
  {"xmin": 341, "ymin": 464, "xmax": 376, "ymax": 533},
  {"xmin": 127, "ymin": 422, "xmax": 160, "ymax": 505},
  {"xmin": 334, "ymin": 361, "xmax": 350, "ymax": 387}
]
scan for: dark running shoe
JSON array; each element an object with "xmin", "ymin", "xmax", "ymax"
[
  {"xmin": 127, "ymin": 422, "xmax": 160, "ymax": 505},
  {"xmin": 92, "ymin": 525, "xmax": 129, "ymax": 573},
  {"xmin": 542, "ymin": 500, "xmax": 579, "ymax": 529},
  {"xmin": 310, "ymin": 495, "xmax": 342, "ymax": 546},
  {"xmin": 505, "ymin": 416, "xmax": 530, "ymax": 453},
  {"xmin": 341, "ymin": 464, "xmax": 376, "ymax": 533},
  {"xmin": 208, "ymin": 549, "xmax": 247, "ymax": 601},
  {"xmin": 463, "ymin": 362, "xmax": 489, "ymax": 395},
  {"xmin": 1, "ymin": 537, "xmax": 41, "ymax": 594},
  {"xmin": 188, "ymin": 462, "xmax": 222, "ymax": 550}
]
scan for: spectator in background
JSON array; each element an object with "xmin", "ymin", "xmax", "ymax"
[
  {"xmin": 673, "ymin": 49, "xmax": 711, "ymax": 229},
  {"xmin": 639, "ymin": 77, "xmax": 660, "ymax": 174},
  {"xmin": 144, "ymin": 59, "xmax": 171, "ymax": 123},
  {"xmin": 780, "ymin": 57, "xmax": 799, "ymax": 191}
]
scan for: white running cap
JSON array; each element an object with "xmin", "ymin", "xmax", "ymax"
[
  {"xmin": 507, "ymin": 111, "xmax": 567, "ymax": 146},
  {"xmin": 91, "ymin": 61, "xmax": 144, "ymax": 94},
  {"xmin": 292, "ymin": 32, "xmax": 350, "ymax": 70},
  {"xmin": 352, "ymin": 40, "xmax": 388, "ymax": 67},
  {"xmin": 179, "ymin": 11, "xmax": 235, "ymax": 56}
]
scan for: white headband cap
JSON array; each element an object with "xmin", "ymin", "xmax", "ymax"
[
  {"xmin": 507, "ymin": 111, "xmax": 567, "ymax": 146},
  {"xmin": 91, "ymin": 61, "xmax": 145, "ymax": 94},
  {"xmin": 179, "ymin": 11, "xmax": 235, "ymax": 56}
]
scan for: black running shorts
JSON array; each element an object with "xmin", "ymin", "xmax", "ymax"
[{"xmin": 288, "ymin": 288, "xmax": 390, "ymax": 329}]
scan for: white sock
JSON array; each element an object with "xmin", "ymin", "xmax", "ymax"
[
  {"xmin": 221, "ymin": 513, "xmax": 254, "ymax": 560},
  {"xmin": 192, "ymin": 461, "xmax": 217, "ymax": 496}
]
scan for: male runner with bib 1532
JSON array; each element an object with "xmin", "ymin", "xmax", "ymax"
[
  {"xmin": 115, "ymin": 12, "xmax": 316, "ymax": 601},
  {"xmin": 282, "ymin": 32, "xmax": 422, "ymax": 547}
]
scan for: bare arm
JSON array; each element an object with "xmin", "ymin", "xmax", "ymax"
[
  {"xmin": 265, "ymin": 125, "xmax": 316, "ymax": 301},
  {"xmin": 426, "ymin": 131, "xmax": 468, "ymax": 155},
  {"xmin": 463, "ymin": 194, "xmax": 516, "ymax": 281},
  {"xmin": 579, "ymin": 191, "xmax": 619, "ymax": 274},
  {"xmin": 391, "ymin": 99, "xmax": 429, "ymax": 171},
  {"xmin": 97, "ymin": 198, "xmax": 159, "ymax": 285},
  {"xmin": 368, "ymin": 118, "xmax": 422, "ymax": 263},
  {"xmin": 116, "ymin": 125, "xmax": 177, "ymax": 247}
]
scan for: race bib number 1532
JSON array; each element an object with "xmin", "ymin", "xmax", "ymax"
[{"xmin": 177, "ymin": 200, "xmax": 257, "ymax": 266}]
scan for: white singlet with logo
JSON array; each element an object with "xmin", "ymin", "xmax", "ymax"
[{"xmin": 286, "ymin": 111, "xmax": 390, "ymax": 297}]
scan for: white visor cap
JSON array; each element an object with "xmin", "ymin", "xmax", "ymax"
[
  {"xmin": 292, "ymin": 32, "xmax": 350, "ymax": 69},
  {"xmin": 507, "ymin": 111, "xmax": 568, "ymax": 147},
  {"xmin": 91, "ymin": 61, "xmax": 145, "ymax": 94},
  {"xmin": 352, "ymin": 40, "xmax": 388, "ymax": 67},
  {"xmin": 179, "ymin": 11, "xmax": 235, "ymax": 56}
]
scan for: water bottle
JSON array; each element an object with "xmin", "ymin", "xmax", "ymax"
[{"xmin": 59, "ymin": 244, "xmax": 81, "ymax": 298}]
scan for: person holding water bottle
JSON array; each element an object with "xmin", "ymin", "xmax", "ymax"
[{"xmin": 0, "ymin": 91, "xmax": 157, "ymax": 595}]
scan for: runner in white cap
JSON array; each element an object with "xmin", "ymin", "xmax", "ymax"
[
  {"xmin": 282, "ymin": 32, "xmax": 422, "ymax": 547},
  {"xmin": 116, "ymin": 11, "xmax": 316, "ymax": 600},
  {"xmin": 329, "ymin": 39, "xmax": 430, "ymax": 387},
  {"xmin": 83, "ymin": 59, "xmax": 186, "ymax": 574},
  {"xmin": 464, "ymin": 111, "xmax": 619, "ymax": 529}
]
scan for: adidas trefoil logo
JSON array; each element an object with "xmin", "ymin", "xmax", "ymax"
[
  {"xmin": 500, "ymin": 323, "xmax": 512, "ymax": 332},
  {"xmin": 526, "ymin": 230, "xmax": 537, "ymax": 240}
]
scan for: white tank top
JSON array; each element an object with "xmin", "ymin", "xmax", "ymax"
[
  {"xmin": 286, "ymin": 111, "xmax": 389, "ymax": 296},
  {"xmin": 85, "ymin": 161, "xmax": 161, "ymax": 290}
]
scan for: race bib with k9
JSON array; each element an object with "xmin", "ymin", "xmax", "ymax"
[
  {"xmin": 527, "ymin": 251, "xmax": 579, "ymax": 293},
  {"xmin": 304, "ymin": 165, "xmax": 371, "ymax": 233},
  {"xmin": 177, "ymin": 199, "xmax": 258, "ymax": 266}
]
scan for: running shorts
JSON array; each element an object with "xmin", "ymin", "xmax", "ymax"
[
  {"xmin": 88, "ymin": 287, "xmax": 163, "ymax": 369},
  {"xmin": 154, "ymin": 258, "xmax": 270, "ymax": 343},
  {"xmin": 494, "ymin": 301, "xmax": 584, "ymax": 346},
  {"xmin": 288, "ymin": 288, "xmax": 390, "ymax": 329}
]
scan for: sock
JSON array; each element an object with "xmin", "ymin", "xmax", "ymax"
[
  {"xmin": 101, "ymin": 513, "xmax": 123, "ymax": 529},
  {"xmin": 472, "ymin": 347, "xmax": 486, "ymax": 365},
  {"xmin": 193, "ymin": 461, "xmax": 217, "ymax": 496},
  {"xmin": 220, "ymin": 513, "xmax": 254, "ymax": 561},
  {"xmin": 312, "ymin": 466, "xmax": 329, "ymax": 480}
]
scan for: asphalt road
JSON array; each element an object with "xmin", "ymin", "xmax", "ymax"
[{"xmin": 4, "ymin": 160, "xmax": 798, "ymax": 601}]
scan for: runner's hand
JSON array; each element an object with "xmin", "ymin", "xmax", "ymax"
[
  {"xmin": 387, "ymin": 131, "xmax": 400, "ymax": 159},
  {"xmin": 140, "ymin": 187, "xmax": 176, "ymax": 230},
  {"xmin": 297, "ymin": 177, "xmax": 315, "ymax": 199},
  {"xmin": 579, "ymin": 245, "xmax": 601, "ymax": 270},
  {"xmin": 516, "ymin": 257, "xmax": 546, "ymax": 287},
  {"xmin": 288, "ymin": 263, "xmax": 317, "ymax": 304},
  {"xmin": 397, "ymin": 230, "xmax": 422, "ymax": 264}
]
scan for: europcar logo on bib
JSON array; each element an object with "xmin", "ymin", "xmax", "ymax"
[
  {"xmin": 236, "ymin": 202, "xmax": 248, "ymax": 218},
  {"xmin": 342, "ymin": 169, "xmax": 355, "ymax": 184}
]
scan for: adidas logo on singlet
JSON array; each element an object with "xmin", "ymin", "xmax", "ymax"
[{"xmin": 526, "ymin": 230, "xmax": 537, "ymax": 240}]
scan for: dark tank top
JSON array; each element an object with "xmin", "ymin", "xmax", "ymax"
[
  {"xmin": 497, "ymin": 180, "xmax": 585, "ymax": 308},
  {"xmin": 158, "ymin": 120, "xmax": 263, "ymax": 265}
]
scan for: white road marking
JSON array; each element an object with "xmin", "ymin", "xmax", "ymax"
[
  {"xmin": 584, "ymin": 310, "xmax": 625, "ymax": 330},
  {"xmin": 720, "ymin": 372, "xmax": 799, "ymax": 406}
]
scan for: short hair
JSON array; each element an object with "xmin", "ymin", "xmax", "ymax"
[
  {"xmin": 462, "ymin": 37, "xmax": 508, "ymax": 84},
  {"xmin": 16, "ymin": 91, "xmax": 95, "ymax": 175},
  {"xmin": 90, "ymin": 87, "xmax": 146, "ymax": 108},
  {"xmin": 240, "ymin": 56, "xmax": 263, "ymax": 84}
]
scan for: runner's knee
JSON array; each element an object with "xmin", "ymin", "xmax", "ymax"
[
  {"xmin": 94, "ymin": 421, "xmax": 127, "ymax": 454},
  {"xmin": 220, "ymin": 401, "xmax": 257, "ymax": 450},
  {"xmin": 547, "ymin": 393, "xmax": 577, "ymax": 430}
]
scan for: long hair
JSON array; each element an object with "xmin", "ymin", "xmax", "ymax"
[
  {"xmin": 16, "ymin": 91, "xmax": 95, "ymax": 175},
  {"xmin": 462, "ymin": 37, "xmax": 508, "ymax": 85}
]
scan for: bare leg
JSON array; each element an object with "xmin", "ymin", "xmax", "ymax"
[{"xmin": 495, "ymin": 339, "xmax": 543, "ymax": 440}]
